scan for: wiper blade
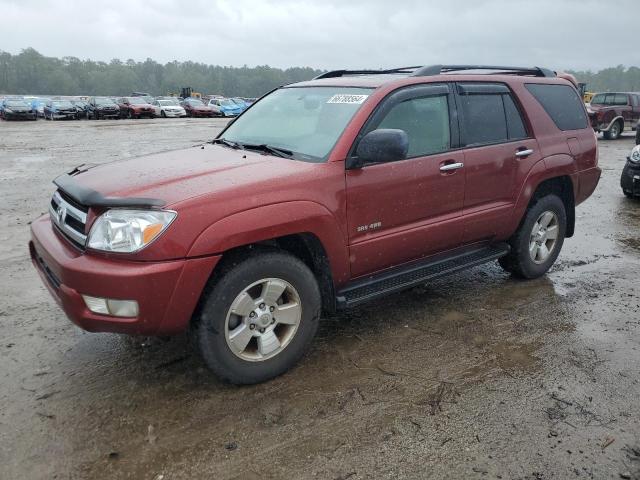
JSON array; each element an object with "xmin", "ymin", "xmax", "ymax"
[
  {"xmin": 212, "ymin": 138, "xmax": 244, "ymax": 150},
  {"xmin": 241, "ymin": 143, "xmax": 294, "ymax": 158}
]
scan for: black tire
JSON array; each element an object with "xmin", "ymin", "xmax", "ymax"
[
  {"xmin": 127, "ymin": 109, "xmax": 133, "ymax": 119},
  {"xmin": 498, "ymin": 194, "xmax": 567, "ymax": 279},
  {"xmin": 635, "ymin": 127, "xmax": 639, "ymax": 146},
  {"xmin": 161, "ymin": 110, "xmax": 166, "ymax": 118},
  {"xmin": 192, "ymin": 250, "xmax": 321, "ymax": 384},
  {"xmin": 603, "ymin": 120, "xmax": 622, "ymax": 140}
]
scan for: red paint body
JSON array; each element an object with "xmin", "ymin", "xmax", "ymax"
[
  {"xmin": 588, "ymin": 92, "xmax": 640, "ymax": 133},
  {"xmin": 30, "ymin": 73, "xmax": 600, "ymax": 335},
  {"xmin": 116, "ymin": 97, "xmax": 156, "ymax": 119},
  {"xmin": 181, "ymin": 102, "xmax": 217, "ymax": 117}
]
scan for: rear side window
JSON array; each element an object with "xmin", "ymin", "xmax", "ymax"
[
  {"xmin": 613, "ymin": 93, "xmax": 628, "ymax": 106},
  {"xmin": 458, "ymin": 88, "xmax": 528, "ymax": 145},
  {"xmin": 377, "ymin": 95, "xmax": 450, "ymax": 157},
  {"xmin": 525, "ymin": 84, "xmax": 588, "ymax": 131}
]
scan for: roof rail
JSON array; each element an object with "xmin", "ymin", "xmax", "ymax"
[
  {"xmin": 313, "ymin": 66, "xmax": 422, "ymax": 80},
  {"xmin": 312, "ymin": 65, "xmax": 556, "ymax": 80},
  {"xmin": 411, "ymin": 65, "xmax": 556, "ymax": 78}
]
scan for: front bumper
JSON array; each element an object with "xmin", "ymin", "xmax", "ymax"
[
  {"xmin": 621, "ymin": 161, "xmax": 640, "ymax": 197},
  {"xmin": 164, "ymin": 110, "xmax": 186, "ymax": 117},
  {"xmin": 29, "ymin": 215, "xmax": 220, "ymax": 335},
  {"xmin": 4, "ymin": 111, "xmax": 37, "ymax": 120}
]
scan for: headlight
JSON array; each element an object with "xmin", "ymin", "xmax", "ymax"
[
  {"xmin": 87, "ymin": 209, "xmax": 176, "ymax": 253},
  {"xmin": 4, "ymin": 108, "xmax": 12, "ymax": 113},
  {"xmin": 630, "ymin": 145, "xmax": 640, "ymax": 164}
]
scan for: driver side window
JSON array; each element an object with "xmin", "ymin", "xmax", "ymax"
[{"xmin": 376, "ymin": 95, "xmax": 450, "ymax": 158}]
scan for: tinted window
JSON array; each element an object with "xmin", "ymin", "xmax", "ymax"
[
  {"xmin": 591, "ymin": 94, "xmax": 606, "ymax": 105},
  {"xmin": 525, "ymin": 84, "xmax": 588, "ymax": 131},
  {"xmin": 503, "ymin": 95, "xmax": 528, "ymax": 140},
  {"xmin": 377, "ymin": 95, "xmax": 450, "ymax": 157},
  {"xmin": 613, "ymin": 93, "xmax": 628, "ymax": 106},
  {"xmin": 460, "ymin": 94, "xmax": 507, "ymax": 145}
]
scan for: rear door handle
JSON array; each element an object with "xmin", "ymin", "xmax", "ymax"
[
  {"xmin": 439, "ymin": 162, "xmax": 464, "ymax": 172},
  {"xmin": 515, "ymin": 148, "xmax": 534, "ymax": 158}
]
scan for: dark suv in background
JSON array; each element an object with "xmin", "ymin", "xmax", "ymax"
[{"xmin": 588, "ymin": 92, "xmax": 640, "ymax": 140}]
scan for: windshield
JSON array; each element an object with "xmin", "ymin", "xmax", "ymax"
[
  {"xmin": 6, "ymin": 100, "xmax": 28, "ymax": 107},
  {"xmin": 186, "ymin": 99, "xmax": 204, "ymax": 106},
  {"xmin": 590, "ymin": 94, "xmax": 606, "ymax": 105},
  {"xmin": 220, "ymin": 86, "xmax": 373, "ymax": 162},
  {"xmin": 52, "ymin": 101, "xmax": 74, "ymax": 108},
  {"xmin": 128, "ymin": 97, "xmax": 149, "ymax": 105},
  {"xmin": 158, "ymin": 99, "xmax": 179, "ymax": 106},
  {"xmin": 219, "ymin": 99, "xmax": 234, "ymax": 106},
  {"xmin": 95, "ymin": 97, "xmax": 115, "ymax": 105}
]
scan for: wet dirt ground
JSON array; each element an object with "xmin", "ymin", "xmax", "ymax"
[{"xmin": 1, "ymin": 118, "xmax": 639, "ymax": 480}]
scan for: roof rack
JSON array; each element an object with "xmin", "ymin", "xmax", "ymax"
[
  {"xmin": 411, "ymin": 65, "xmax": 556, "ymax": 78},
  {"xmin": 313, "ymin": 64, "xmax": 556, "ymax": 80},
  {"xmin": 313, "ymin": 66, "xmax": 422, "ymax": 79}
]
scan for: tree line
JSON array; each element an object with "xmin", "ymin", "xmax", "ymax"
[
  {"xmin": 1, "ymin": 48, "xmax": 639, "ymax": 97},
  {"xmin": 0, "ymin": 48, "xmax": 323, "ymax": 97}
]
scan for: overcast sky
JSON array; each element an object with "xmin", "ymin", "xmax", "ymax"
[{"xmin": 1, "ymin": 0, "xmax": 639, "ymax": 72}]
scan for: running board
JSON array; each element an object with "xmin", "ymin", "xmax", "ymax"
[{"xmin": 336, "ymin": 243, "xmax": 510, "ymax": 309}]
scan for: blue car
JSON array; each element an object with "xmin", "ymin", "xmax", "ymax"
[
  {"xmin": 44, "ymin": 99, "xmax": 79, "ymax": 120},
  {"xmin": 230, "ymin": 97, "xmax": 249, "ymax": 113},
  {"xmin": 208, "ymin": 97, "xmax": 243, "ymax": 117}
]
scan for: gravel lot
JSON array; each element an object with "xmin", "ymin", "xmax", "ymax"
[{"xmin": 1, "ymin": 118, "xmax": 639, "ymax": 480}]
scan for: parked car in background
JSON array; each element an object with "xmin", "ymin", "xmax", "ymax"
[
  {"xmin": 1, "ymin": 99, "xmax": 37, "ymax": 120},
  {"xmin": 152, "ymin": 98, "xmax": 187, "ymax": 118},
  {"xmin": 622, "ymin": 144, "xmax": 640, "ymax": 198},
  {"xmin": 230, "ymin": 97, "xmax": 249, "ymax": 112},
  {"xmin": 87, "ymin": 97, "xmax": 120, "ymax": 120},
  {"xmin": 31, "ymin": 98, "xmax": 50, "ymax": 118},
  {"xmin": 70, "ymin": 99, "xmax": 89, "ymax": 119},
  {"xmin": 116, "ymin": 97, "xmax": 155, "ymax": 119},
  {"xmin": 208, "ymin": 97, "xmax": 242, "ymax": 117},
  {"xmin": 588, "ymin": 92, "xmax": 640, "ymax": 140},
  {"xmin": 181, "ymin": 98, "xmax": 217, "ymax": 117},
  {"xmin": 44, "ymin": 100, "xmax": 78, "ymax": 120}
]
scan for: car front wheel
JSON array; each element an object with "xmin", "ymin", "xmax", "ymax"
[
  {"xmin": 499, "ymin": 194, "xmax": 567, "ymax": 279},
  {"xmin": 192, "ymin": 250, "xmax": 321, "ymax": 384}
]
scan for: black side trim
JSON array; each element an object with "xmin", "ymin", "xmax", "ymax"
[
  {"xmin": 53, "ymin": 174, "xmax": 165, "ymax": 208},
  {"xmin": 336, "ymin": 243, "xmax": 510, "ymax": 309}
]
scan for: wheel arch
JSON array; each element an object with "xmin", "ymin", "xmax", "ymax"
[
  {"xmin": 187, "ymin": 201, "xmax": 351, "ymax": 314},
  {"xmin": 509, "ymin": 156, "xmax": 577, "ymax": 239}
]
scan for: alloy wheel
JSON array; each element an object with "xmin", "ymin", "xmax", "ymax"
[
  {"xmin": 529, "ymin": 211, "xmax": 559, "ymax": 264},
  {"xmin": 224, "ymin": 278, "xmax": 302, "ymax": 362}
]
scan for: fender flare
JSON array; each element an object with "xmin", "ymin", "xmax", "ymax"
[
  {"xmin": 505, "ymin": 154, "xmax": 578, "ymax": 237},
  {"xmin": 601, "ymin": 115, "xmax": 624, "ymax": 132},
  {"xmin": 187, "ymin": 200, "xmax": 351, "ymax": 284}
]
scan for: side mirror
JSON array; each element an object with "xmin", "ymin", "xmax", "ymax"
[{"xmin": 348, "ymin": 129, "xmax": 409, "ymax": 169}]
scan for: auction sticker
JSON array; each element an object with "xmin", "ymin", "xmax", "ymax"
[{"xmin": 327, "ymin": 94, "xmax": 369, "ymax": 104}]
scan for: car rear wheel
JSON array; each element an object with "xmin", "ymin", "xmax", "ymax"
[
  {"xmin": 192, "ymin": 250, "xmax": 321, "ymax": 384},
  {"xmin": 161, "ymin": 111, "xmax": 166, "ymax": 118},
  {"xmin": 499, "ymin": 194, "xmax": 567, "ymax": 279},
  {"xmin": 604, "ymin": 120, "xmax": 622, "ymax": 140}
]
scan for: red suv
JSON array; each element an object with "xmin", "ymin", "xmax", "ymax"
[{"xmin": 30, "ymin": 65, "xmax": 600, "ymax": 384}]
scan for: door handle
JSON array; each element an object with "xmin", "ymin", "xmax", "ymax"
[
  {"xmin": 515, "ymin": 148, "xmax": 534, "ymax": 158},
  {"xmin": 439, "ymin": 162, "xmax": 464, "ymax": 172}
]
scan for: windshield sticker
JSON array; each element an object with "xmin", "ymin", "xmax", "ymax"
[{"xmin": 327, "ymin": 94, "xmax": 369, "ymax": 104}]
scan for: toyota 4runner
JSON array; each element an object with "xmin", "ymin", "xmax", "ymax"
[{"xmin": 30, "ymin": 65, "xmax": 601, "ymax": 384}]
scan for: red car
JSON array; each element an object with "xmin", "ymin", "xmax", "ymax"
[
  {"xmin": 30, "ymin": 64, "xmax": 600, "ymax": 384},
  {"xmin": 181, "ymin": 98, "xmax": 217, "ymax": 117},
  {"xmin": 116, "ymin": 97, "xmax": 155, "ymax": 119}
]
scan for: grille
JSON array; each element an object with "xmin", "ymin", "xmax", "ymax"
[{"xmin": 49, "ymin": 190, "xmax": 88, "ymax": 247}]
